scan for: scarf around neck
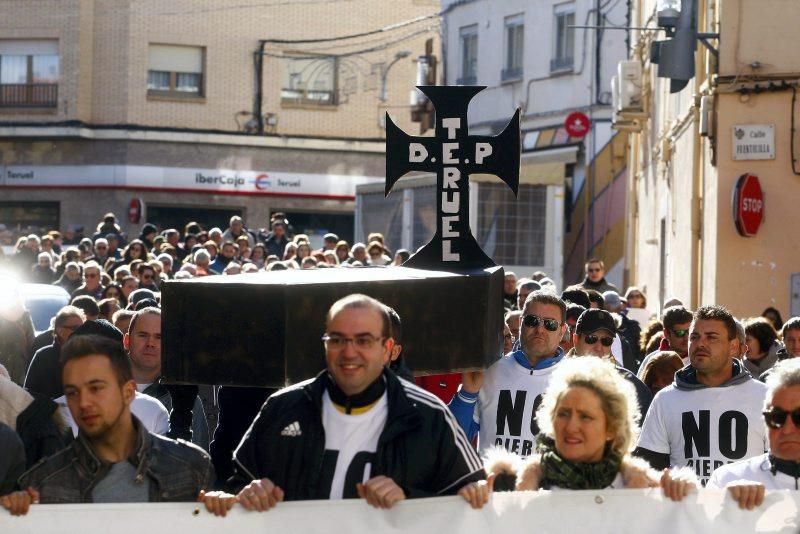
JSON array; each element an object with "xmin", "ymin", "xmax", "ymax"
[{"xmin": 536, "ymin": 435, "xmax": 622, "ymax": 490}]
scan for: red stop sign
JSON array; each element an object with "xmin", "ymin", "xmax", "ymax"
[
  {"xmin": 565, "ymin": 112, "xmax": 591, "ymax": 138},
  {"xmin": 733, "ymin": 173, "xmax": 764, "ymax": 237}
]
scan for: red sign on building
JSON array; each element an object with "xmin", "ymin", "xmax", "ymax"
[
  {"xmin": 565, "ymin": 112, "xmax": 591, "ymax": 138},
  {"xmin": 733, "ymin": 173, "xmax": 764, "ymax": 237}
]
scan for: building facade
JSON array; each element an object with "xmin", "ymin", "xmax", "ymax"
[
  {"xmin": 0, "ymin": 0, "xmax": 439, "ymax": 247},
  {"xmin": 431, "ymin": 0, "xmax": 630, "ymax": 288},
  {"xmin": 624, "ymin": 0, "xmax": 800, "ymax": 317}
]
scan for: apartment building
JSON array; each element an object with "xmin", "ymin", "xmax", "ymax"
[
  {"xmin": 623, "ymin": 0, "xmax": 800, "ymax": 317},
  {"xmin": 429, "ymin": 0, "xmax": 630, "ymax": 288},
  {"xmin": 0, "ymin": 0, "xmax": 439, "ymax": 246}
]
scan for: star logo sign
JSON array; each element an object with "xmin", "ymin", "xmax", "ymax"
[{"xmin": 250, "ymin": 173, "xmax": 272, "ymax": 191}]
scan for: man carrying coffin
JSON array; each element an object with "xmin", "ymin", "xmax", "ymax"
[
  {"xmin": 635, "ymin": 305, "xmax": 768, "ymax": 485},
  {"xmin": 449, "ymin": 291, "xmax": 567, "ymax": 456},
  {"xmin": 201, "ymin": 294, "xmax": 489, "ymax": 516}
]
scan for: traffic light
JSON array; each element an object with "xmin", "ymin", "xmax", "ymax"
[
  {"xmin": 410, "ymin": 38, "xmax": 437, "ymax": 133},
  {"xmin": 650, "ymin": 0, "xmax": 697, "ymax": 93}
]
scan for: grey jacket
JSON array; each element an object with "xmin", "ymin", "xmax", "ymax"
[{"xmin": 18, "ymin": 416, "xmax": 213, "ymax": 503}]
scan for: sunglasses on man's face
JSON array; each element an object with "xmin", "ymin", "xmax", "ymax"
[
  {"xmin": 672, "ymin": 328, "xmax": 689, "ymax": 338},
  {"xmin": 584, "ymin": 334, "xmax": 614, "ymax": 347},
  {"xmin": 522, "ymin": 314, "xmax": 560, "ymax": 332},
  {"xmin": 763, "ymin": 407, "xmax": 800, "ymax": 429}
]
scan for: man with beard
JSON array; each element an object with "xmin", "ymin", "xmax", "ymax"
[
  {"xmin": 635, "ymin": 305, "xmax": 768, "ymax": 485},
  {"xmin": 1, "ymin": 335, "xmax": 212, "ymax": 514},
  {"xmin": 449, "ymin": 291, "xmax": 567, "ymax": 457}
]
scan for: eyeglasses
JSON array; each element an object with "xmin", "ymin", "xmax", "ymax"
[
  {"xmin": 763, "ymin": 408, "xmax": 800, "ymax": 429},
  {"xmin": 672, "ymin": 329, "xmax": 689, "ymax": 338},
  {"xmin": 628, "ymin": 293, "xmax": 643, "ymax": 299},
  {"xmin": 504, "ymin": 333, "xmax": 515, "ymax": 341},
  {"xmin": 85, "ymin": 273, "xmax": 99, "ymax": 278},
  {"xmin": 522, "ymin": 314, "xmax": 561, "ymax": 332},
  {"xmin": 584, "ymin": 334, "xmax": 615, "ymax": 347},
  {"xmin": 322, "ymin": 334, "xmax": 385, "ymax": 350},
  {"xmin": 587, "ymin": 268, "xmax": 602, "ymax": 273}
]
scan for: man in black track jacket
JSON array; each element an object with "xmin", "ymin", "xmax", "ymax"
[{"xmin": 201, "ymin": 294, "xmax": 489, "ymax": 516}]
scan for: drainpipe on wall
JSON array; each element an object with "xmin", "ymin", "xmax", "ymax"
[
  {"xmin": 254, "ymin": 40, "xmax": 266, "ymax": 135},
  {"xmin": 689, "ymin": 0, "xmax": 714, "ymax": 309}
]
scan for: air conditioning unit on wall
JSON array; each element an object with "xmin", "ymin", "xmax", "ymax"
[
  {"xmin": 617, "ymin": 60, "xmax": 644, "ymax": 113},
  {"xmin": 611, "ymin": 60, "xmax": 648, "ymax": 132}
]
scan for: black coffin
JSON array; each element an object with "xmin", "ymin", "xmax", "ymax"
[{"xmin": 161, "ymin": 265, "xmax": 505, "ymax": 387}]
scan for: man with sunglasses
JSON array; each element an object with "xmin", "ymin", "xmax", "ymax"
[
  {"xmin": 637, "ymin": 305, "xmax": 694, "ymax": 379},
  {"xmin": 569, "ymin": 309, "xmax": 652, "ymax": 418},
  {"xmin": 70, "ymin": 261, "xmax": 105, "ymax": 300},
  {"xmin": 707, "ymin": 359, "xmax": 800, "ymax": 507},
  {"xmin": 635, "ymin": 306, "xmax": 767, "ymax": 485},
  {"xmin": 578, "ymin": 258, "xmax": 620, "ymax": 294},
  {"xmin": 450, "ymin": 291, "xmax": 567, "ymax": 457},
  {"xmin": 201, "ymin": 294, "xmax": 488, "ymax": 516}
]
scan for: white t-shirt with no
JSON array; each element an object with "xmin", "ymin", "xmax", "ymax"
[
  {"xmin": 56, "ymin": 391, "xmax": 170, "ymax": 437},
  {"xmin": 707, "ymin": 453, "xmax": 799, "ymax": 490},
  {"xmin": 637, "ymin": 378, "xmax": 768, "ymax": 485},
  {"xmin": 321, "ymin": 390, "xmax": 388, "ymax": 499},
  {"xmin": 477, "ymin": 356, "xmax": 560, "ymax": 457}
]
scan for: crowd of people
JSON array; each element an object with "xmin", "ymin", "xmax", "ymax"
[
  {"xmin": 0, "ymin": 212, "xmax": 408, "ymax": 290},
  {"xmin": 0, "ymin": 212, "xmax": 798, "ymax": 519}
]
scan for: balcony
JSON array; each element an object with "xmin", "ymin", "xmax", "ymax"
[
  {"xmin": 0, "ymin": 83, "xmax": 58, "ymax": 108},
  {"xmin": 550, "ymin": 57, "xmax": 574, "ymax": 73},
  {"xmin": 456, "ymin": 75, "xmax": 477, "ymax": 85},
  {"xmin": 501, "ymin": 67, "xmax": 522, "ymax": 83}
]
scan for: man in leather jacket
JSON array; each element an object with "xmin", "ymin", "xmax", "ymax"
[{"xmin": 1, "ymin": 335, "xmax": 212, "ymax": 515}]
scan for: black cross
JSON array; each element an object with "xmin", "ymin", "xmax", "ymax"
[{"xmin": 385, "ymin": 85, "xmax": 520, "ymax": 270}]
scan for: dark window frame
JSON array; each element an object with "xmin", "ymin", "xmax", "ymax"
[{"xmin": 0, "ymin": 53, "xmax": 59, "ymax": 108}]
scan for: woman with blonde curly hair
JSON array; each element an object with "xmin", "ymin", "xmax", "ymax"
[{"xmin": 487, "ymin": 358, "xmax": 695, "ymax": 499}]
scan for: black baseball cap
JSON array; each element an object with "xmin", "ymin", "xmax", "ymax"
[{"xmin": 575, "ymin": 309, "xmax": 616, "ymax": 335}]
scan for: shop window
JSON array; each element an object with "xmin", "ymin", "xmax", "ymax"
[
  {"xmin": 476, "ymin": 183, "xmax": 546, "ymax": 266},
  {"xmin": 0, "ymin": 201, "xmax": 60, "ymax": 245}
]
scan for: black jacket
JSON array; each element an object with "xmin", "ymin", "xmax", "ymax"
[
  {"xmin": 19, "ymin": 416, "xmax": 213, "ymax": 503},
  {"xmin": 24, "ymin": 343, "xmax": 63, "ymax": 399},
  {"xmin": 0, "ymin": 422, "xmax": 25, "ymax": 493},
  {"xmin": 233, "ymin": 369, "xmax": 485, "ymax": 499},
  {"xmin": 16, "ymin": 396, "xmax": 69, "ymax": 468}
]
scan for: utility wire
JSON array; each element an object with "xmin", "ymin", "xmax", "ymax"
[
  {"xmin": 262, "ymin": 13, "xmax": 439, "ymax": 44},
  {"xmin": 263, "ymin": 27, "xmax": 437, "ymax": 59}
]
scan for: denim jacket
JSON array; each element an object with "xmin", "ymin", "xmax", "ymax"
[{"xmin": 19, "ymin": 416, "xmax": 214, "ymax": 503}]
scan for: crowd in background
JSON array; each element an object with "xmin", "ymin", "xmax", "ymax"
[{"xmin": 0, "ymin": 211, "xmax": 798, "ymax": 518}]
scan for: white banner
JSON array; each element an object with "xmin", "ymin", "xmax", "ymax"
[
  {"xmin": 0, "ymin": 165, "xmax": 383, "ymax": 198},
  {"xmin": 2, "ymin": 490, "xmax": 797, "ymax": 534}
]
